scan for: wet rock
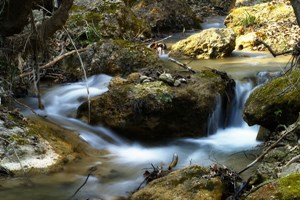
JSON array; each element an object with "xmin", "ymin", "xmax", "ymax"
[
  {"xmin": 243, "ymin": 69, "xmax": 300, "ymax": 131},
  {"xmin": 129, "ymin": 165, "xmax": 224, "ymax": 200},
  {"xmin": 67, "ymin": 0, "xmax": 152, "ymax": 43},
  {"xmin": 77, "ymin": 69, "xmax": 235, "ymax": 141},
  {"xmin": 131, "ymin": 0, "xmax": 202, "ymax": 33},
  {"xmin": 170, "ymin": 28, "xmax": 236, "ymax": 59},
  {"xmin": 61, "ymin": 40, "xmax": 164, "ymax": 81}
]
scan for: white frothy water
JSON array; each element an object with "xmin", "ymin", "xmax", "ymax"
[{"xmin": 36, "ymin": 74, "xmax": 260, "ymax": 197}]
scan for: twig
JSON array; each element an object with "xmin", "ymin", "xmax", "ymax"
[
  {"xmin": 63, "ymin": 26, "xmax": 91, "ymax": 123},
  {"xmin": 168, "ymin": 57, "xmax": 196, "ymax": 73},
  {"xmin": 19, "ymin": 48, "xmax": 88, "ymax": 78},
  {"xmin": 284, "ymin": 154, "xmax": 300, "ymax": 167},
  {"xmin": 68, "ymin": 166, "xmax": 98, "ymax": 199},
  {"xmin": 257, "ymin": 39, "xmax": 293, "ymax": 57},
  {"xmin": 0, "ymin": 136, "xmax": 26, "ymax": 176},
  {"xmin": 239, "ymin": 114, "xmax": 300, "ymax": 174},
  {"xmin": 155, "ymin": 35, "xmax": 172, "ymax": 43}
]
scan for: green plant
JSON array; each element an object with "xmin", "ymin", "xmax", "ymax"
[{"xmin": 241, "ymin": 11, "xmax": 257, "ymax": 27}]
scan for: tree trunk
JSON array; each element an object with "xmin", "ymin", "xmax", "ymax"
[{"xmin": 291, "ymin": 0, "xmax": 300, "ymax": 26}]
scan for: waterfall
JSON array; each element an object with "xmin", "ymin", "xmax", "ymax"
[
  {"xmin": 207, "ymin": 80, "xmax": 255, "ymax": 135},
  {"xmin": 28, "ymin": 75, "xmax": 260, "ymax": 198}
]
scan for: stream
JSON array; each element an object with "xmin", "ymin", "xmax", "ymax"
[{"xmin": 0, "ymin": 16, "xmax": 293, "ymax": 200}]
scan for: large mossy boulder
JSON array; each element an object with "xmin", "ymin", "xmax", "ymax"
[
  {"xmin": 225, "ymin": 1, "xmax": 299, "ymax": 52},
  {"xmin": 67, "ymin": 0, "xmax": 151, "ymax": 43},
  {"xmin": 243, "ymin": 69, "xmax": 300, "ymax": 131},
  {"xmin": 170, "ymin": 28, "xmax": 236, "ymax": 59},
  {"xmin": 246, "ymin": 173, "xmax": 300, "ymax": 200},
  {"xmin": 61, "ymin": 39, "xmax": 164, "ymax": 81},
  {"xmin": 129, "ymin": 165, "xmax": 224, "ymax": 200},
  {"xmin": 131, "ymin": 0, "xmax": 202, "ymax": 33},
  {"xmin": 77, "ymin": 68, "xmax": 235, "ymax": 141}
]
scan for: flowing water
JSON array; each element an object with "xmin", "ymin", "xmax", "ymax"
[{"xmin": 0, "ymin": 16, "xmax": 293, "ymax": 200}]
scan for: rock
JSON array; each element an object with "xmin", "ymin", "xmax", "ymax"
[
  {"xmin": 170, "ymin": 28, "xmax": 236, "ymax": 59},
  {"xmin": 67, "ymin": 0, "xmax": 152, "ymax": 42},
  {"xmin": 236, "ymin": 32, "xmax": 258, "ymax": 50},
  {"xmin": 246, "ymin": 173, "xmax": 300, "ymax": 200},
  {"xmin": 129, "ymin": 165, "xmax": 224, "ymax": 200},
  {"xmin": 131, "ymin": 0, "xmax": 201, "ymax": 33},
  {"xmin": 243, "ymin": 69, "xmax": 300, "ymax": 131},
  {"xmin": 77, "ymin": 69, "xmax": 235, "ymax": 141},
  {"xmin": 225, "ymin": 1, "xmax": 300, "ymax": 52},
  {"xmin": 60, "ymin": 40, "xmax": 164, "ymax": 81}
]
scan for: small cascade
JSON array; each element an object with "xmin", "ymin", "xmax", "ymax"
[
  {"xmin": 207, "ymin": 80, "xmax": 255, "ymax": 135},
  {"xmin": 207, "ymin": 94, "xmax": 223, "ymax": 135},
  {"xmin": 228, "ymin": 81, "xmax": 254, "ymax": 127}
]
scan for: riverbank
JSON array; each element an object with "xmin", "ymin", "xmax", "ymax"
[{"xmin": 0, "ymin": 106, "xmax": 106, "ymax": 176}]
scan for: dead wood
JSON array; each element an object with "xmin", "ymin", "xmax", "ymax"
[
  {"xmin": 257, "ymin": 40, "xmax": 293, "ymax": 57},
  {"xmin": 239, "ymin": 114, "xmax": 300, "ymax": 175},
  {"xmin": 18, "ymin": 47, "xmax": 88, "ymax": 78},
  {"xmin": 167, "ymin": 57, "xmax": 196, "ymax": 73}
]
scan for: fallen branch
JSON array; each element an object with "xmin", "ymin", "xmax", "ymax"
[
  {"xmin": 257, "ymin": 39, "xmax": 293, "ymax": 57},
  {"xmin": 239, "ymin": 114, "xmax": 300, "ymax": 174},
  {"xmin": 168, "ymin": 57, "xmax": 196, "ymax": 73},
  {"xmin": 19, "ymin": 47, "xmax": 88, "ymax": 78},
  {"xmin": 68, "ymin": 166, "xmax": 98, "ymax": 200}
]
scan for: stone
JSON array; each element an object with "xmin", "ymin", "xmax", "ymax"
[
  {"xmin": 170, "ymin": 28, "xmax": 236, "ymax": 59},
  {"xmin": 129, "ymin": 165, "xmax": 224, "ymax": 200},
  {"xmin": 243, "ymin": 69, "xmax": 300, "ymax": 131},
  {"xmin": 77, "ymin": 68, "xmax": 235, "ymax": 141},
  {"xmin": 132, "ymin": 0, "xmax": 201, "ymax": 33}
]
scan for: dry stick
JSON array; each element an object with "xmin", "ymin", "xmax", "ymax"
[
  {"xmin": 167, "ymin": 57, "xmax": 196, "ymax": 73},
  {"xmin": 239, "ymin": 114, "xmax": 300, "ymax": 174},
  {"xmin": 0, "ymin": 136, "xmax": 26, "ymax": 176},
  {"xmin": 63, "ymin": 26, "xmax": 91, "ymax": 123},
  {"xmin": 284, "ymin": 154, "xmax": 300, "ymax": 168},
  {"xmin": 258, "ymin": 39, "xmax": 293, "ymax": 57},
  {"xmin": 19, "ymin": 48, "xmax": 88, "ymax": 78},
  {"xmin": 68, "ymin": 166, "xmax": 98, "ymax": 200}
]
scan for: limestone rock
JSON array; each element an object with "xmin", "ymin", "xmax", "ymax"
[
  {"xmin": 61, "ymin": 40, "xmax": 164, "ymax": 81},
  {"xmin": 170, "ymin": 28, "xmax": 236, "ymax": 59},
  {"xmin": 243, "ymin": 69, "xmax": 300, "ymax": 131},
  {"xmin": 131, "ymin": 0, "xmax": 201, "ymax": 33},
  {"xmin": 67, "ymin": 0, "xmax": 152, "ymax": 42},
  {"xmin": 129, "ymin": 165, "xmax": 224, "ymax": 200},
  {"xmin": 77, "ymin": 69, "xmax": 235, "ymax": 141}
]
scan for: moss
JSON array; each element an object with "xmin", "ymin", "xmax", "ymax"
[{"xmin": 276, "ymin": 174, "xmax": 300, "ymax": 200}]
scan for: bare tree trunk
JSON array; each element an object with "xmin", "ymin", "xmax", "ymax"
[
  {"xmin": 291, "ymin": 0, "xmax": 300, "ymax": 26},
  {"xmin": 37, "ymin": 0, "xmax": 74, "ymax": 42}
]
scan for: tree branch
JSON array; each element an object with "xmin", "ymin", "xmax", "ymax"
[{"xmin": 239, "ymin": 113, "xmax": 300, "ymax": 174}]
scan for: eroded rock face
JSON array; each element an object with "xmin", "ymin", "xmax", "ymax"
[
  {"xmin": 170, "ymin": 28, "xmax": 236, "ymax": 59},
  {"xmin": 77, "ymin": 68, "xmax": 235, "ymax": 141},
  {"xmin": 131, "ymin": 0, "xmax": 202, "ymax": 33},
  {"xmin": 225, "ymin": 1, "xmax": 300, "ymax": 52},
  {"xmin": 67, "ymin": 0, "xmax": 152, "ymax": 42},
  {"xmin": 243, "ymin": 69, "xmax": 300, "ymax": 131},
  {"xmin": 129, "ymin": 165, "xmax": 224, "ymax": 200},
  {"xmin": 60, "ymin": 40, "xmax": 164, "ymax": 81}
]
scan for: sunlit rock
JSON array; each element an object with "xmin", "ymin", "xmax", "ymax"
[{"xmin": 170, "ymin": 28, "xmax": 236, "ymax": 59}]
